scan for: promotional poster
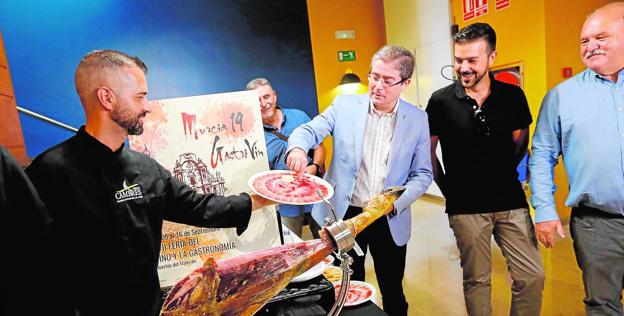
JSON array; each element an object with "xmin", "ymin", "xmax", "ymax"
[{"xmin": 130, "ymin": 90, "xmax": 280, "ymax": 287}]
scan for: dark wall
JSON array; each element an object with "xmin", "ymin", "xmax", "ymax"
[{"xmin": 0, "ymin": 0, "xmax": 318, "ymax": 157}]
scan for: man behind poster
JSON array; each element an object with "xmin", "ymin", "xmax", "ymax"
[{"xmin": 246, "ymin": 77, "xmax": 325, "ymax": 239}]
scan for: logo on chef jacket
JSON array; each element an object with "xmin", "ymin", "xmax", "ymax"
[{"xmin": 115, "ymin": 180, "xmax": 144, "ymax": 203}]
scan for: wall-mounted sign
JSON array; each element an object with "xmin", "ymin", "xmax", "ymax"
[
  {"xmin": 492, "ymin": 63, "xmax": 523, "ymax": 89},
  {"xmin": 338, "ymin": 50, "xmax": 356, "ymax": 62},
  {"xmin": 496, "ymin": 0, "xmax": 510, "ymax": 11},
  {"xmin": 335, "ymin": 30, "xmax": 355, "ymax": 39},
  {"xmin": 491, "ymin": 63, "xmax": 527, "ymax": 183},
  {"xmin": 463, "ymin": 0, "xmax": 488, "ymax": 21}
]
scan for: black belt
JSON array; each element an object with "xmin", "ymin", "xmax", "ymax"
[{"xmin": 572, "ymin": 204, "xmax": 624, "ymax": 219}]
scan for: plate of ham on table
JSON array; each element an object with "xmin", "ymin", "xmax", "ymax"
[
  {"xmin": 333, "ymin": 281, "xmax": 376, "ymax": 306},
  {"xmin": 248, "ymin": 170, "xmax": 334, "ymax": 205}
]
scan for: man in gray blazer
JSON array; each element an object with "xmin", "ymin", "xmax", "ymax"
[{"xmin": 286, "ymin": 45, "xmax": 432, "ymax": 316}]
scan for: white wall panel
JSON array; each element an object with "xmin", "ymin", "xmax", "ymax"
[{"xmin": 384, "ymin": 0, "xmax": 453, "ymax": 198}]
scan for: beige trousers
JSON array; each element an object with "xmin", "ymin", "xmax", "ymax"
[{"xmin": 448, "ymin": 208, "xmax": 545, "ymax": 316}]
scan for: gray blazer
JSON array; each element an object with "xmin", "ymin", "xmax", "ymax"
[{"xmin": 287, "ymin": 94, "xmax": 432, "ymax": 246}]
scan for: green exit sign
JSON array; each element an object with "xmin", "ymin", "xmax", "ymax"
[{"xmin": 338, "ymin": 50, "xmax": 356, "ymax": 62}]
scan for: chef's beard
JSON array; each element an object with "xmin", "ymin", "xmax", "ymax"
[{"xmin": 111, "ymin": 103, "xmax": 145, "ymax": 135}]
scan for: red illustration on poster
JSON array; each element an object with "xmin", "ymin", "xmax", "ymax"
[{"xmin": 496, "ymin": 0, "xmax": 510, "ymax": 11}]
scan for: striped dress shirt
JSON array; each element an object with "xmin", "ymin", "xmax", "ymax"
[{"xmin": 351, "ymin": 99, "xmax": 398, "ymax": 207}]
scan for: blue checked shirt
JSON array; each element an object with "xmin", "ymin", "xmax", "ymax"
[{"xmin": 530, "ymin": 68, "xmax": 624, "ymax": 222}]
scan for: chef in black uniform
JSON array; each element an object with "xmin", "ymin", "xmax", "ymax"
[
  {"xmin": 26, "ymin": 49, "xmax": 275, "ymax": 316},
  {"xmin": 0, "ymin": 146, "xmax": 52, "ymax": 315}
]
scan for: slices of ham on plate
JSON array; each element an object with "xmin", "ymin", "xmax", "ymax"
[
  {"xmin": 248, "ymin": 170, "xmax": 334, "ymax": 205},
  {"xmin": 333, "ymin": 280, "xmax": 376, "ymax": 306}
]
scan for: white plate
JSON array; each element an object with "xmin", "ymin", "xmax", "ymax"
[
  {"xmin": 248, "ymin": 170, "xmax": 334, "ymax": 205},
  {"xmin": 291, "ymin": 261, "xmax": 326, "ymax": 283},
  {"xmin": 322, "ymin": 255, "xmax": 334, "ymax": 265},
  {"xmin": 332, "ymin": 280, "xmax": 376, "ymax": 306}
]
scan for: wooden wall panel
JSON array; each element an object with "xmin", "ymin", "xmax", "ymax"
[
  {"xmin": 0, "ymin": 33, "xmax": 7, "ymax": 66},
  {"xmin": 0, "ymin": 32, "xmax": 27, "ymax": 163},
  {"xmin": 0, "ymin": 62, "xmax": 15, "ymax": 96}
]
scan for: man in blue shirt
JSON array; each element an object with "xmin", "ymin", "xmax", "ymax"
[
  {"xmin": 246, "ymin": 78, "xmax": 325, "ymax": 239},
  {"xmin": 530, "ymin": 2, "xmax": 624, "ymax": 315}
]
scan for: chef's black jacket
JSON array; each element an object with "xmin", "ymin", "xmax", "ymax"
[
  {"xmin": 0, "ymin": 146, "xmax": 52, "ymax": 315},
  {"xmin": 26, "ymin": 127, "xmax": 252, "ymax": 316}
]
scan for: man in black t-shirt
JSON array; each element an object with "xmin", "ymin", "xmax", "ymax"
[{"xmin": 426, "ymin": 23, "xmax": 544, "ymax": 316}]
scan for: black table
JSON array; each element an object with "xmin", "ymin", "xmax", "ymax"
[
  {"xmin": 342, "ymin": 301, "xmax": 387, "ymax": 315},
  {"xmin": 257, "ymin": 275, "xmax": 387, "ymax": 315}
]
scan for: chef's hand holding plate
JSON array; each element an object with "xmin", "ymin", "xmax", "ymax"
[
  {"xmin": 286, "ymin": 147, "xmax": 308, "ymax": 173},
  {"xmin": 250, "ymin": 194, "xmax": 276, "ymax": 210}
]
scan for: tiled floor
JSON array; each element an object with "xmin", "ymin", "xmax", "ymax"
[{"xmin": 305, "ymin": 195, "xmax": 611, "ymax": 315}]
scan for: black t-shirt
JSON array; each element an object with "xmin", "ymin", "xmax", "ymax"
[
  {"xmin": 26, "ymin": 127, "xmax": 252, "ymax": 316},
  {"xmin": 426, "ymin": 78, "xmax": 532, "ymax": 214}
]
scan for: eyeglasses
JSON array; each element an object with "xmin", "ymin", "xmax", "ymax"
[
  {"xmin": 367, "ymin": 73, "xmax": 406, "ymax": 88},
  {"xmin": 471, "ymin": 105, "xmax": 491, "ymax": 136}
]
